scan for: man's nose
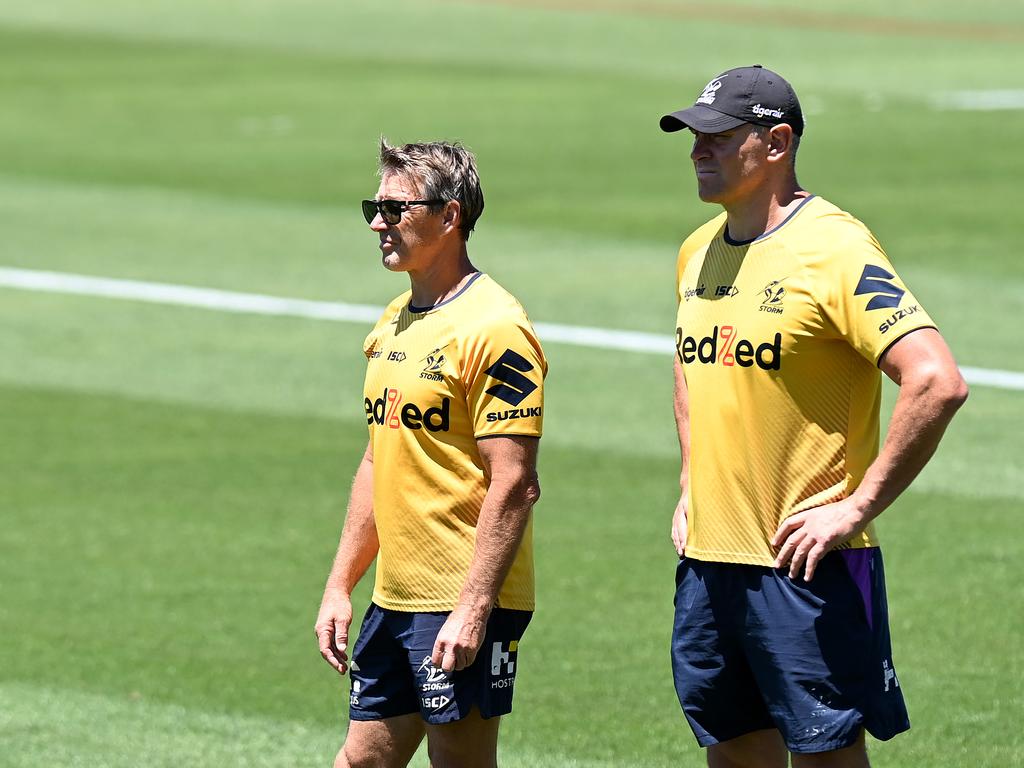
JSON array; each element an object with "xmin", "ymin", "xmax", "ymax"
[
  {"xmin": 369, "ymin": 213, "xmax": 388, "ymax": 232},
  {"xmin": 690, "ymin": 136, "xmax": 710, "ymax": 161}
]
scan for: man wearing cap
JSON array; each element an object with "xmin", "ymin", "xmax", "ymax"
[
  {"xmin": 315, "ymin": 139, "xmax": 546, "ymax": 767},
  {"xmin": 660, "ymin": 66, "xmax": 968, "ymax": 766}
]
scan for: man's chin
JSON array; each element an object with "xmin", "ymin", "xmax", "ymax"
[
  {"xmin": 381, "ymin": 254, "xmax": 408, "ymax": 272},
  {"xmin": 696, "ymin": 184, "xmax": 725, "ymax": 204}
]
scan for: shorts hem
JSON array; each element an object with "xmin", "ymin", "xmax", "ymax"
[
  {"xmin": 348, "ymin": 706, "xmax": 419, "ymax": 722},
  {"xmin": 424, "ymin": 705, "xmax": 511, "ymax": 725},
  {"xmin": 786, "ymin": 735, "xmax": 861, "ymax": 754},
  {"xmin": 865, "ymin": 721, "xmax": 911, "ymax": 743},
  {"xmin": 785, "ymin": 720, "xmax": 910, "ymax": 753},
  {"xmin": 692, "ymin": 723, "xmax": 770, "ymax": 749}
]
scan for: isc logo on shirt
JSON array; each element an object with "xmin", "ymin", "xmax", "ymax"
[
  {"xmin": 676, "ymin": 326, "xmax": 782, "ymax": 370},
  {"xmin": 364, "ymin": 388, "xmax": 451, "ymax": 432}
]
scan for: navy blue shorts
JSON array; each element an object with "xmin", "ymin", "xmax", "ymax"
[
  {"xmin": 671, "ymin": 549, "xmax": 910, "ymax": 753},
  {"xmin": 348, "ymin": 603, "xmax": 531, "ymax": 724}
]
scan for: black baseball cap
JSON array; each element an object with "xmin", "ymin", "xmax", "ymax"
[{"xmin": 660, "ymin": 65, "xmax": 804, "ymax": 136}]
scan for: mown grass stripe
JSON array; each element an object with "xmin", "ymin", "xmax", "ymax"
[{"xmin": 3, "ymin": 266, "xmax": 1022, "ymax": 391}]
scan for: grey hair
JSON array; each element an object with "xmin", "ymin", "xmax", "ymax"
[{"xmin": 378, "ymin": 138, "xmax": 485, "ymax": 240}]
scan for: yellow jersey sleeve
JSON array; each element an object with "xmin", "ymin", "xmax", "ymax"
[
  {"xmin": 816, "ymin": 225, "xmax": 936, "ymax": 364},
  {"xmin": 462, "ymin": 317, "xmax": 547, "ymax": 438}
]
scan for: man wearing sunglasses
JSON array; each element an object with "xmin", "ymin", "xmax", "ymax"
[
  {"xmin": 315, "ymin": 139, "xmax": 546, "ymax": 768},
  {"xmin": 660, "ymin": 66, "xmax": 967, "ymax": 767}
]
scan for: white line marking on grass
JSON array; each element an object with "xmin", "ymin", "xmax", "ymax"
[
  {"xmin": 531, "ymin": 321, "xmax": 673, "ymax": 354},
  {"xmin": 0, "ymin": 266, "xmax": 383, "ymax": 324},
  {"xmin": 931, "ymin": 90, "xmax": 1024, "ymax": 111},
  {"xmin": 958, "ymin": 366, "xmax": 1024, "ymax": 391},
  {"xmin": 2, "ymin": 267, "xmax": 1022, "ymax": 391}
]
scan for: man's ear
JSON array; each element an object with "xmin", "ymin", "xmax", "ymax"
[
  {"xmin": 766, "ymin": 124, "xmax": 794, "ymax": 164},
  {"xmin": 441, "ymin": 200, "xmax": 462, "ymax": 235}
]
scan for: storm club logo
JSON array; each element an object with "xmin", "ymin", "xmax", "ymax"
[
  {"xmin": 760, "ymin": 280, "xmax": 786, "ymax": 314},
  {"xmin": 420, "ymin": 345, "xmax": 448, "ymax": 381}
]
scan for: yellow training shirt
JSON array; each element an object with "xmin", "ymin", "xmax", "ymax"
[
  {"xmin": 362, "ymin": 273, "xmax": 546, "ymax": 611},
  {"xmin": 675, "ymin": 196, "xmax": 936, "ymax": 566}
]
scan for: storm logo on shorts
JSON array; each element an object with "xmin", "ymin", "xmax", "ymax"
[
  {"xmin": 676, "ymin": 326, "xmax": 781, "ymax": 370},
  {"xmin": 417, "ymin": 656, "xmax": 450, "ymax": 686}
]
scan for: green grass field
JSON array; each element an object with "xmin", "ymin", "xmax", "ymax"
[{"xmin": 2, "ymin": 1, "xmax": 1022, "ymax": 765}]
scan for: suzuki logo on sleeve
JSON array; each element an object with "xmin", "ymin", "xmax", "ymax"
[
  {"xmin": 483, "ymin": 349, "xmax": 538, "ymax": 406},
  {"xmin": 855, "ymin": 265, "xmax": 905, "ymax": 311}
]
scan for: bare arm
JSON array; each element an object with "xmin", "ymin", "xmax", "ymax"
[
  {"xmin": 773, "ymin": 328, "xmax": 969, "ymax": 580},
  {"xmin": 431, "ymin": 435, "xmax": 541, "ymax": 673},
  {"xmin": 671, "ymin": 356, "xmax": 691, "ymax": 556},
  {"xmin": 852, "ymin": 328, "xmax": 970, "ymax": 513},
  {"xmin": 314, "ymin": 440, "xmax": 378, "ymax": 674}
]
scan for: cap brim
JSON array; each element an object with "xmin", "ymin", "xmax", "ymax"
[{"xmin": 660, "ymin": 105, "xmax": 747, "ymax": 134}]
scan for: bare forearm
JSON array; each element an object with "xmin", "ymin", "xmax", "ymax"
[
  {"xmin": 430, "ymin": 435, "xmax": 540, "ymax": 672},
  {"xmin": 324, "ymin": 454, "xmax": 378, "ymax": 595},
  {"xmin": 457, "ymin": 477, "xmax": 539, "ymax": 612},
  {"xmin": 771, "ymin": 330, "xmax": 967, "ymax": 581},
  {"xmin": 852, "ymin": 373, "xmax": 967, "ymax": 520},
  {"xmin": 673, "ymin": 357, "xmax": 690, "ymax": 492}
]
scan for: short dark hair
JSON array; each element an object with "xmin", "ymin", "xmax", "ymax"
[{"xmin": 378, "ymin": 139, "xmax": 485, "ymax": 240}]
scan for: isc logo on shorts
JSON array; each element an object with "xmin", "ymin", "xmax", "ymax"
[
  {"xmin": 422, "ymin": 695, "xmax": 450, "ymax": 710},
  {"xmin": 416, "ymin": 657, "xmax": 454, "ymax": 711}
]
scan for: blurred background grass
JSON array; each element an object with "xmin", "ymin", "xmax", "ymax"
[{"xmin": 1, "ymin": 2, "xmax": 1022, "ymax": 765}]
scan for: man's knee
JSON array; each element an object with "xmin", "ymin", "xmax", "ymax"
[
  {"xmin": 335, "ymin": 715, "xmax": 425, "ymax": 768},
  {"xmin": 425, "ymin": 710, "xmax": 499, "ymax": 768},
  {"xmin": 335, "ymin": 741, "xmax": 374, "ymax": 768},
  {"xmin": 426, "ymin": 741, "xmax": 495, "ymax": 768}
]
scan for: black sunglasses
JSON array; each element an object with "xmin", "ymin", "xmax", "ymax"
[{"xmin": 361, "ymin": 198, "xmax": 444, "ymax": 225}]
